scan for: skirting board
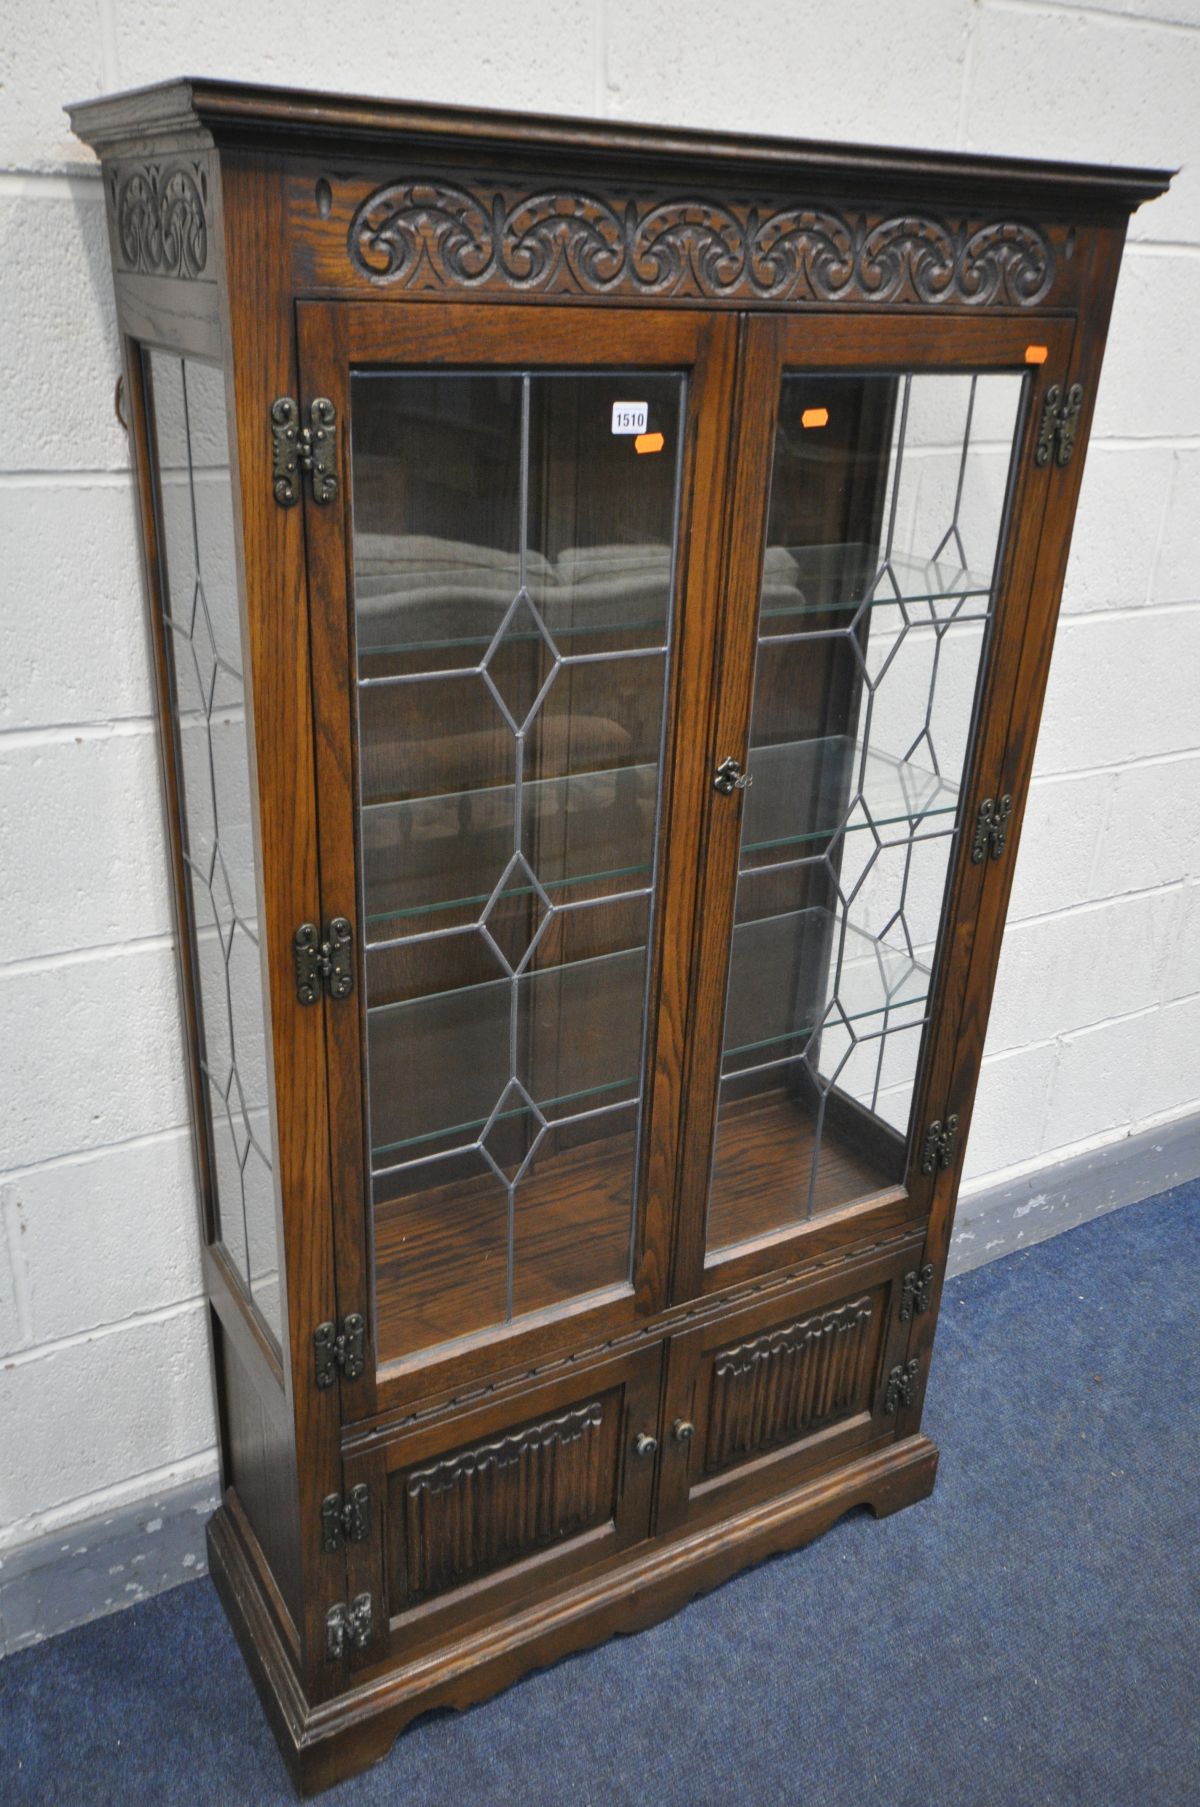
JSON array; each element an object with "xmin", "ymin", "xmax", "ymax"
[
  {"xmin": 948, "ymin": 1111, "xmax": 1200, "ymax": 1274},
  {"xmin": 3, "ymin": 1109, "xmax": 1196, "ymax": 1660},
  {"xmin": 0, "ymin": 1474, "xmax": 220, "ymax": 1658}
]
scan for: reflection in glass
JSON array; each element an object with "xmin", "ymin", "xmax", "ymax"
[
  {"xmin": 352, "ymin": 371, "xmax": 683, "ymax": 1362},
  {"xmin": 707, "ymin": 371, "xmax": 1024, "ymax": 1256},
  {"xmin": 148, "ymin": 352, "xmax": 282, "ymax": 1347}
]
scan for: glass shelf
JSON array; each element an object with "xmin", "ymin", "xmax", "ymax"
[
  {"xmin": 362, "ymin": 762, "xmax": 658, "ymax": 934},
  {"xmin": 357, "ymin": 616, "xmax": 669, "ymax": 661},
  {"xmin": 759, "ymin": 542, "xmax": 993, "ymax": 626},
  {"xmin": 353, "ymin": 538, "xmax": 991, "ymax": 661},
  {"xmin": 742, "ymin": 735, "xmax": 958, "ymax": 859},
  {"xmin": 723, "ymin": 908, "xmax": 929, "ymax": 1066},
  {"xmin": 368, "ymin": 907, "xmax": 929, "ymax": 1164},
  {"xmin": 362, "ymin": 736, "xmax": 954, "ymax": 935}
]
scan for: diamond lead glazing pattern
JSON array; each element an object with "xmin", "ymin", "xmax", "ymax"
[
  {"xmin": 355, "ymin": 372, "xmax": 683, "ymax": 1339},
  {"xmin": 710, "ymin": 370, "xmax": 1023, "ymax": 1242},
  {"xmin": 150, "ymin": 353, "xmax": 282, "ymax": 1348}
]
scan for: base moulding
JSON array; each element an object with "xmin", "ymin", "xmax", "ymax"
[{"xmin": 208, "ymin": 1431, "xmax": 939, "ymax": 1796}]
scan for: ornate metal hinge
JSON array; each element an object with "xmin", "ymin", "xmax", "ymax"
[
  {"xmin": 920, "ymin": 1114, "xmax": 960, "ymax": 1176},
  {"xmin": 884, "ymin": 1359, "xmax": 920, "ymax": 1414},
  {"xmin": 294, "ymin": 917, "xmax": 354, "ymax": 1005},
  {"xmin": 325, "ymin": 1592, "xmax": 372, "ymax": 1661},
  {"xmin": 321, "ymin": 1484, "xmax": 370, "ymax": 1554},
  {"xmin": 314, "ymin": 1313, "xmax": 366, "ymax": 1390},
  {"xmin": 970, "ymin": 795, "xmax": 1012, "ymax": 864},
  {"xmin": 1034, "ymin": 381, "xmax": 1084, "ymax": 469},
  {"xmin": 899, "ymin": 1263, "xmax": 934, "ymax": 1322},
  {"xmin": 271, "ymin": 395, "xmax": 338, "ymax": 507}
]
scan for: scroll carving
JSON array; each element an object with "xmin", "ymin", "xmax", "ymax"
[
  {"xmin": 113, "ymin": 162, "xmax": 209, "ymax": 278},
  {"xmin": 402, "ymin": 1401, "xmax": 608, "ymax": 1602},
  {"xmin": 348, "ymin": 178, "xmax": 1054, "ymax": 307},
  {"xmin": 706, "ymin": 1297, "xmax": 875, "ymax": 1472}
]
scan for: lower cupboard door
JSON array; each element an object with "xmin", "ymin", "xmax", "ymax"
[
  {"xmin": 341, "ymin": 1343, "xmax": 662, "ymax": 1669},
  {"xmin": 655, "ymin": 1242, "xmax": 921, "ymax": 1535}
]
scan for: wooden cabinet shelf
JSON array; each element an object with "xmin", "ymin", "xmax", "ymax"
[{"xmin": 69, "ymin": 74, "xmax": 1169, "ymax": 1796}]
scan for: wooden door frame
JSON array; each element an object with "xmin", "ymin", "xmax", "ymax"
[
  {"xmin": 295, "ymin": 298, "xmax": 739, "ymax": 1426},
  {"xmin": 670, "ymin": 308, "xmax": 1077, "ymax": 1304}
]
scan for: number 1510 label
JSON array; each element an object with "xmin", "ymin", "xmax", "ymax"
[{"xmin": 611, "ymin": 402, "xmax": 649, "ymax": 435}]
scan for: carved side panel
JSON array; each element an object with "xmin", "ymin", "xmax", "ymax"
[
  {"xmin": 705, "ymin": 1297, "xmax": 876, "ymax": 1474},
  {"xmin": 108, "ymin": 158, "xmax": 211, "ymax": 278},
  {"xmin": 336, "ymin": 175, "xmax": 1056, "ymax": 308},
  {"xmin": 399, "ymin": 1400, "xmax": 614, "ymax": 1604}
]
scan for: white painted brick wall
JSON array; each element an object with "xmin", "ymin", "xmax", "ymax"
[{"xmin": 1, "ymin": 1, "xmax": 1197, "ymax": 1558}]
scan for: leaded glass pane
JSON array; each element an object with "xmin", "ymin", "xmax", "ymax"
[
  {"xmin": 352, "ymin": 370, "xmax": 683, "ymax": 1364},
  {"xmin": 706, "ymin": 370, "xmax": 1024, "ymax": 1256},
  {"xmin": 147, "ymin": 351, "xmax": 283, "ymax": 1349}
]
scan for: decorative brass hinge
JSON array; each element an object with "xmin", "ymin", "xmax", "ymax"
[
  {"xmin": 899, "ymin": 1263, "xmax": 934, "ymax": 1322},
  {"xmin": 314, "ymin": 1313, "xmax": 366, "ymax": 1390},
  {"xmin": 971, "ymin": 795, "xmax": 1012, "ymax": 864},
  {"xmin": 884, "ymin": 1358, "xmax": 920, "ymax": 1414},
  {"xmin": 271, "ymin": 395, "xmax": 338, "ymax": 507},
  {"xmin": 294, "ymin": 918, "xmax": 354, "ymax": 1005},
  {"xmin": 920, "ymin": 1114, "xmax": 960, "ymax": 1176},
  {"xmin": 1034, "ymin": 381, "xmax": 1083, "ymax": 469},
  {"xmin": 321, "ymin": 1484, "xmax": 370, "ymax": 1554},
  {"xmin": 325, "ymin": 1592, "xmax": 372, "ymax": 1661}
]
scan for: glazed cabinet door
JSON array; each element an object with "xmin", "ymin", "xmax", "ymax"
[
  {"xmin": 296, "ymin": 302, "xmax": 736, "ymax": 1419},
  {"xmin": 673, "ymin": 314, "xmax": 1074, "ymax": 1299}
]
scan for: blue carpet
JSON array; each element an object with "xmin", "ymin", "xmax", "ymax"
[{"xmin": 3, "ymin": 1182, "xmax": 1197, "ymax": 1806}]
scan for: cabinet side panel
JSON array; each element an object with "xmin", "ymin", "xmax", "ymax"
[
  {"xmin": 103, "ymin": 150, "xmax": 223, "ymax": 361},
  {"xmin": 214, "ymin": 1319, "xmax": 303, "ymax": 1643},
  {"xmin": 218, "ymin": 149, "xmax": 342, "ymax": 1694}
]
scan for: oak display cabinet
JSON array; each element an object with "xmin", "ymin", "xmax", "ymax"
[{"xmin": 69, "ymin": 78, "xmax": 1169, "ymax": 1794}]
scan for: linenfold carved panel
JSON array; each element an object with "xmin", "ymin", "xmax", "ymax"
[
  {"xmin": 705, "ymin": 1297, "xmax": 876, "ymax": 1473},
  {"xmin": 400, "ymin": 1401, "xmax": 611, "ymax": 1603},
  {"xmin": 346, "ymin": 177, "xmax": 1055, "ymax": 306},
  {"xmin": 111, "ymin": 160, "xmax": 210, "ymax": 278}
]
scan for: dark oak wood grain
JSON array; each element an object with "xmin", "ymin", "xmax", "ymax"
[{"xmin": 70, "ymin": 76, "xmax": 1166, "ymax": 1797}]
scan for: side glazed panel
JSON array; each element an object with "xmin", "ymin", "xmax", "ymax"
[{"xmin": 144, "ymin": 348, "xmax": 284, "ymax": 1350}]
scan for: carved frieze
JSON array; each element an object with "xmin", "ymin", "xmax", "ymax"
[
  {"xmin": 346, "ymin": 177, "xmax": 1055, "ymax": 307},
  {"xmin": 111, "ymin": 160, "xmax": 210, "ymax": 279}
]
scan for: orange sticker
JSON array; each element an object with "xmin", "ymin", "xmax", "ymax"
[
  {"xmin": 801, "ymin": 406, "xmax": 829, "ymax": 428},
  {"xmin": 1024, "ymin": 344, "xmax": 1049, "ymax": 365},
  {"xmin": 635, "ymin": 431, "xmax": 665, "ymax": 455}
]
